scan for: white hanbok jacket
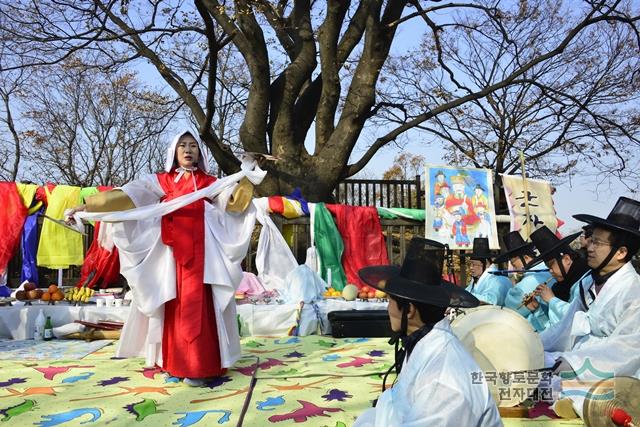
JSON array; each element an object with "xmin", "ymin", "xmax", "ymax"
[
  {"xmin": 540, "ymin": 262, "xmax": 640, "ymax": 416},
  {"xmin": 353, "ymin": 318, "xmax": 502, "ymax": 427}
]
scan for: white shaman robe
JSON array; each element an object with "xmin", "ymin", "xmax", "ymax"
[
  {"xmin": 75, "ymin": 159, "xmax": 266, "ymax": 368},
  {"xmin": 353, "ymin": 318, "xmax": 502, "ymax": 427}
]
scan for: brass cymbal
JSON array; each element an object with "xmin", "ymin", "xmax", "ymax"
[{"xmin": 583, "ymin": 376, "xmax": 640, "ymax": 427}]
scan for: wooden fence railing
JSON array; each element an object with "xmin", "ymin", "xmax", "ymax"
[{"xmin": 333, "ymin": 175, "xmax": 423, "ymax": 209}]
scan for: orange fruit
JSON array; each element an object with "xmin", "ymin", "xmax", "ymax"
[
  {"xmin": 41, "ymin": 292, "xmax": 51, "ymax": 301},
  {"xmin": 48, "ymin": 284, "xmax": 59, "ymax": 294},
  {"xmin": 52, "ymin": 291, "xmax": 64, "ymax": 301}
]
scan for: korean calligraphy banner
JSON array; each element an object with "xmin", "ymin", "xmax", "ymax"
[
  {"xmin": 425, "ymin": 165, "xmax": 499, "ymax": 250},
  {"xmin": 501, "ymin": 174, "xmax": 558, "ymax": 240}
]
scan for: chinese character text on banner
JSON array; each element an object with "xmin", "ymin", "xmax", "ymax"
[{"xmin": 501, "ymin": 174, "xmax": 558, "ymax": 240}]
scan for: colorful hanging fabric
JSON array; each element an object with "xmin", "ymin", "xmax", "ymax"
[
  {"xmin": 327, "ymin": 204, "xmax": 390, "ymax": 289},
  {"xmin": 377, "ymin": 207, "xmax": 426, "ymax": 221},
  {"xmin": 37, "ymin": 185, "xmax": 84, "ymax": 268},
  {"xmin": 16, "ymin": 183, "xmax": 47, "ymax": 284},
  {"xmin": 313, "ymin": 203, "xmax": 347, "ymax": 291},
  {"xmin": 286, "ymin": 188, "xmax": 310, "ymax": 215},
  {"xmin": 76, "ymin": 221, "xmax": 120, "ymax": 288},
  {"xmin": 16, "ymin": 183, "xmax": 43, "ymax": 215},
  {"xmin": 35, "ymin": 183, "xmax": 56, "ymax": 207},
  {"xmin": 268, "ymin": 196, "xmax": 306, "ymax": 218},
  {"xmin": 79, "ymin": 186, "xmax": 105, "ymax": 226},
  {"xmin": 0, "ymin": 182, "xmax": 29, "ymax": 275},
  {"xmin": 76, "ymin": 186, "xmax": 119, "ymax": 288},
  {"xmin": 79, "ymin": 186, "xmax": 99, "ymax": 202},
  {"xmin": 20, "ymin": 208, "xmax": 42, "ymax": 285}
]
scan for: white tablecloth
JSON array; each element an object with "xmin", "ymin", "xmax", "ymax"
[
  {"xmin": 0, "ymin": 299, "xmax": 388, "ymax": 339},
  {"xmin": 0, "ymin": 304, "xmax": 131, "ymax": 340}
]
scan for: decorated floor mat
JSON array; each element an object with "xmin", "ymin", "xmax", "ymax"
[
  {"xmin": 241, "ymin": 372, "xmax": 387, "ymax": 426},
  {"xmin": 238, "ymin": 336, "xmax": 394, "ymax": 379},
  {"xmin": 0, "ymin": 351, "xmax": 256, "ymax": 426},
  {"xmin": 0, "ymin": 339, "xmax": 112, "ymax": 361},
  {"xmin": 0, "ymin": 337, "xmax": 585, "ymax": 426}
]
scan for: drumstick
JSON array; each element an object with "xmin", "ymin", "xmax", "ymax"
[
  {"xmin": 517, "ymin": 278, "xmax": 552, "ymax": 309},
  {"xmin": 611, "ymin": 408, "xmax": 636, "ymax": 427}
]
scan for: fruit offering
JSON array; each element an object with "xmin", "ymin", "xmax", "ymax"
[
  {"xmin": 16, "ymin": 282, "xmax": 43, "ymax": 301},
  {"xmin": 41, "ymin": 284, "xmax": 65, "ymax": 303},
  {"xmin": 341, "ymin": 284, "xmax": 358, "ymax": 301},
  {"xmin": 357, "ymin": 285, "xmax": 387, "ymax": 300},
  {"xmin": 65, "ymin": 286, "xmax": 95, "ymax": 303},
  {"xmin": 358, "ymin": 285, "xmax": 372, "ymax": 299},
  {"xmin": 375, "ymin": 290, "xmax": 387, "ymax": 299},
  {"xmin": 323, "ymin": 287, "xmax": 342, "ymax": 298}
]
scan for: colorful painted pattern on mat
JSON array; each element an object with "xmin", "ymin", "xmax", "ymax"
[
  {"xmin": 242, "ymin": 372, "xmax": 388, "ymax": 426},
  {"xmin": 0, "ymin": 337, "xmax": 585, "ymax": 426},
  {"xmin": 237, "ymin": 336, "xmax": 394, "ymax": 379},
  {"xmin": 0, "ymin": 342, "xmax": 254, "ymax": 426},
  {"xmin": 0, "ymin": 339, "xmax": 112, "ymax": 361}
]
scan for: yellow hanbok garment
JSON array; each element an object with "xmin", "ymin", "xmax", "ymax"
[
  {"xmin": 15, "ymin": 183, "xmax": 42, "ymax": 214},
  {"xmin": 37, "ymin": 185, "xmax": 84, "ymax": 268}
]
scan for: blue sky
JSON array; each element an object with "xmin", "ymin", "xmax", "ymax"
[{"xmin": 354, "ymin": 6, "xmax": 633, "ymax": 233}]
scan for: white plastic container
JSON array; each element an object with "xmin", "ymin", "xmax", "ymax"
[{"xmin": 34, "ymin": 309, "xmax": 45, "ymax": 340}]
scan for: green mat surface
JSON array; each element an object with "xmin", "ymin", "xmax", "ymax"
[{"xmin": 237, "ymin": 336, "xmax": 393, "ymax": 379}]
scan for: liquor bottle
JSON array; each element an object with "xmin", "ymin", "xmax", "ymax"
[
  {"xmin": 43, "ymin": 316, "xmax": 54, "ymax": 341},
  {"xmin": 34, "ymin": 309, "xmax": 45, "ymax": 340}
]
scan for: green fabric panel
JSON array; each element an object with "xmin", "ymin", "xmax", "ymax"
[
  {"xmin": 313, "ymin": 203, "xmax": 347, "ymax": 291},
  {"xmin": 79, "ymin": 186, "xmax": 100, "ymax": 226},
  {"xmin": 79, "ymin": 186, "xmax": 99, "ymax": 204},
  {"xmin": 377, "ymin": 207, "xmax": 425, "ymax": 221},
  {"xmin": 376, "ymin": 207, "xmax": 398, "ymax": 219}
]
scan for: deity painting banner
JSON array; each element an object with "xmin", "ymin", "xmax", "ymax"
[
  {"xmin": 501, "ymin": 174, "xmax": 558, "ymax": 240},
  {"xmin": 425, "ymin": 165, "xmax": 499, "ymax": 250}
]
